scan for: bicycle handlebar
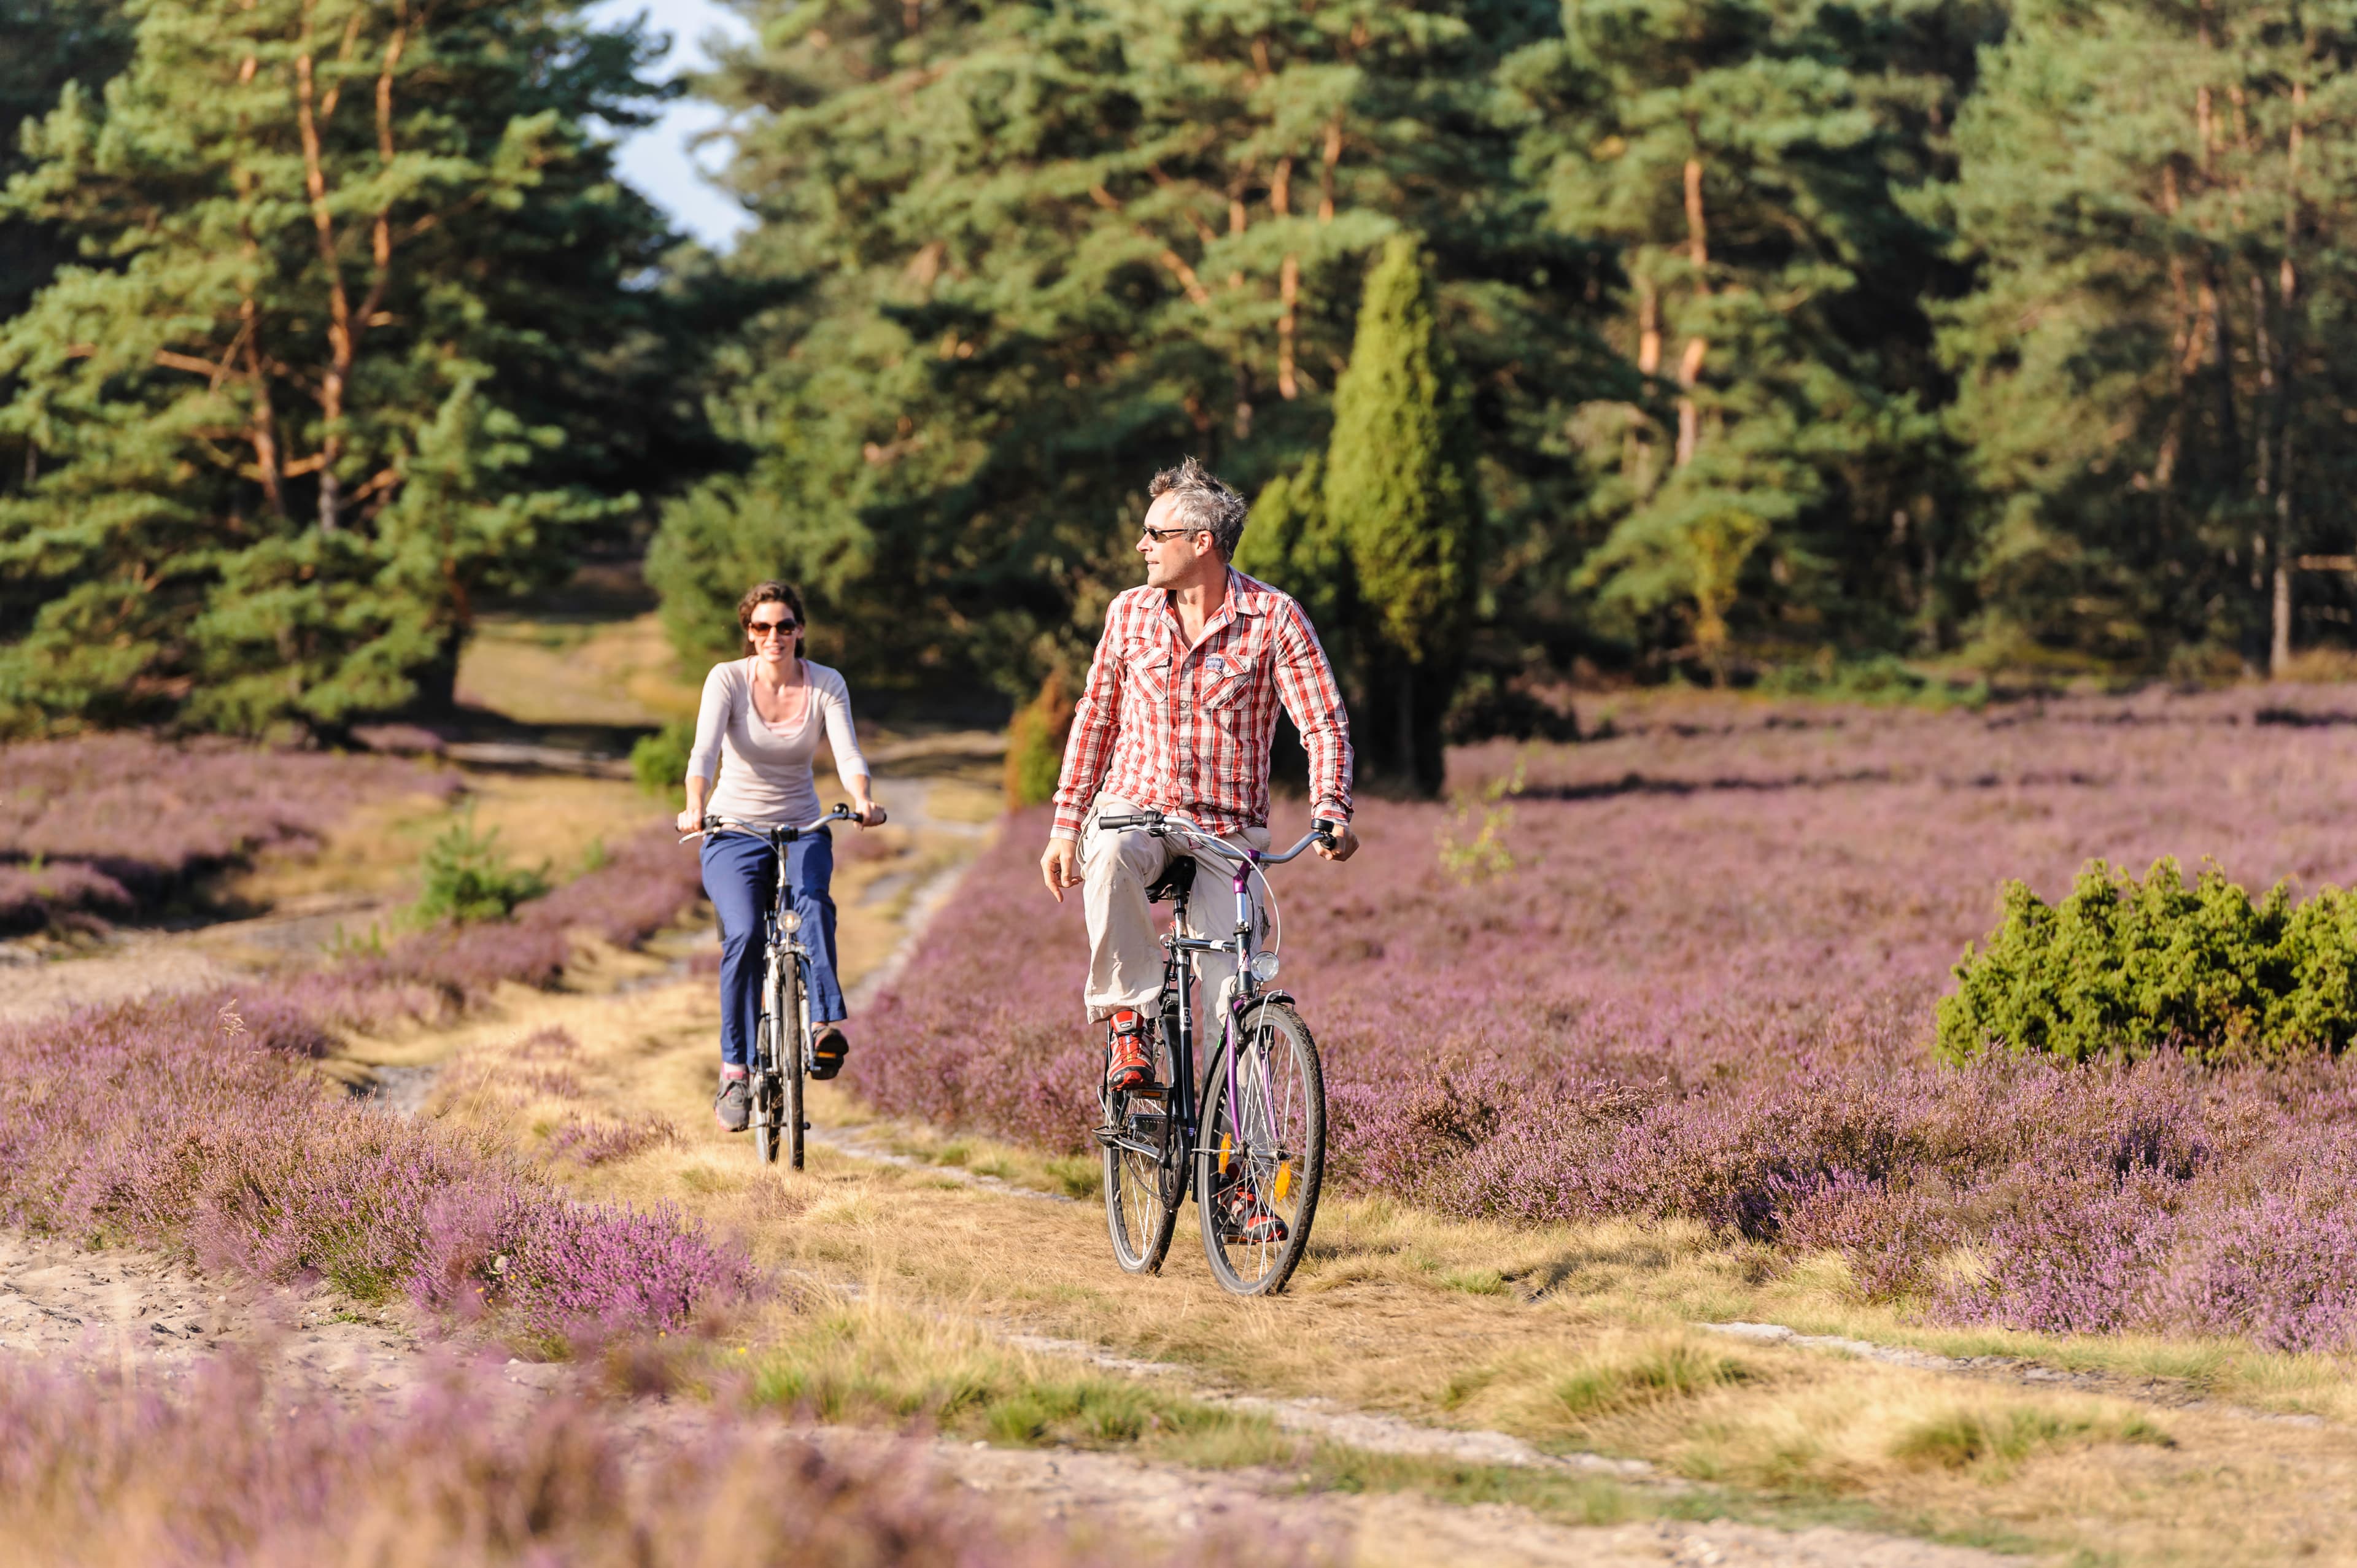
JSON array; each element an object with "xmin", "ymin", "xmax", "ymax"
[
  {"xmin": 1093, "ymin": 808, "xmax": 1340, "ymax": 865},
  {"xmin": 679, "ymin": 803, "xmax": 857, "ymax": 844}
]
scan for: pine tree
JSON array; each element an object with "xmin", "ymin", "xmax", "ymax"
[
  {"xmin": 1506, "ymin": 0, "xmax": 1984, "ymax": 677},
  {"xmin": 1323, "ymin": 234, "xmax": 1478, "ymax": 794},
  {"xmin": 0, "ymin": 0, "xmax": 131, "ymax": 323},
  {"xmin": 657, "ymin": 0, "xmax": 1597, "ymax": 708},
  {"xmin": 1932, "ymin": 0, "xmax": 2357, "ymax": 676},
  {"xmin": 0, "ymin": 0, "xmax": 678, "ymax": 733}
]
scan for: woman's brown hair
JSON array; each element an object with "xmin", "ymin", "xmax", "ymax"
[{"xmin": 736, "ymin": 581, "xmax": 807, "ymax": 660}]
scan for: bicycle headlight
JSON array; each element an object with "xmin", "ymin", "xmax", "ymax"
[
  {"xmin": 1250, "ymin": 950, "xmax": 1280, "ymax": 983},
  {"xmin": 780, "ymin": 910, "xmax": 803, "ymax": 934}
]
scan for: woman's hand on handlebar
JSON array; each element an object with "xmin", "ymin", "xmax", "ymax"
[
  {"xmin": 675, "ymin": 808, "xmax": 702, "ymax": 836},
  {"xmin": 850, "ymin": 796, "xmax": 887, "ymax": 827}
]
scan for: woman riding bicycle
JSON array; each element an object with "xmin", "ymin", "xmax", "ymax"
[{"xmin": 676, "ymin": 581, "xmax": 884, "ymax": 1132}]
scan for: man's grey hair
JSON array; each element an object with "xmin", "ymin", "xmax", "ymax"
[{"xmin": 1148, "ymin": 455, "xmax": 1249, "ymax": 560}]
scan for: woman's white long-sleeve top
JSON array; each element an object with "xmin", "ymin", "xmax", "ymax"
[{"xmin": 686, "ymin": 658, "xmax": 868, "ymax": 830}]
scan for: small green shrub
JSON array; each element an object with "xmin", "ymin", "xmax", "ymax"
[
  {"xmin": 413, "ymin": 809, "xmax": 550, "ymax": 924},
  {"xmin": 1937, "ymin": 858, "xmax": 2357, "ymax": 1065},
  {"xmin": 1002, "ymin": 670, "xmax": 1074, "ymax": 809},
  {"xmin": 630, "ymin": 719, "xmax": 695, "ymax": 797},
  {"xmin": 1759, "ymin": 652, "xmax": 1989, "ymax": 709}
]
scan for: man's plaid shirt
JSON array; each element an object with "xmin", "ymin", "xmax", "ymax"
[{"xmin": 1051, "ymin": 569, "xmax": 1353, "ymax": 841}]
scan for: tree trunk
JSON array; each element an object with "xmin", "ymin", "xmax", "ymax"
[
  {"xmin": 1674, "ymin": 156, "xmax": 1710, "ymax": 468},
  {"xmin": 2270, "ymin": 82, "xmax": 2304, "ymax": 679}
]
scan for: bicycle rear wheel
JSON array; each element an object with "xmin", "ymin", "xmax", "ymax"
[
  {"xmin": 1198, "ymin": 1000, "xmax": 1324, "ymax": 1296},
  {"xmin": 1101, "ymin": 1027, "xmax": 1179, "ymax": 1273},
  {"xmin": 753, "ymin": 955, "xmax": 783, "ymax": 1165}
]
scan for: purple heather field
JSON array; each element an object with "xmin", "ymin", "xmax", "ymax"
[
  {"xmin": 0, "ymin": 733, "xmax": 459, "ymax": 932},
  {"xmin": 853, "ymin": 686, "xmax": 2357, "ymax": 1351},
  {"xmin": 0, "ymin": 794, "xmax": 731, "ymax": 1347},
  {"xmin": 0, "ymin": 1350, "xmax": 1210, "ymax": 1566}
]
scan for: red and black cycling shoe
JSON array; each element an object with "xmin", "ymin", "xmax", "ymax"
[
  {"xmin": 1215, "ymin": 1184, "xmax": 1289, "ymax": 1245},
  {"xmin": 1104, "ymin": 1008, "xmax": 1154, "ymax": 1094}
]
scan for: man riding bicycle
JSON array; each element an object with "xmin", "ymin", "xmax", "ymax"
[{"xmin": 1039, "ymin": 457, "xmax": 1359, "ymax": 1101}]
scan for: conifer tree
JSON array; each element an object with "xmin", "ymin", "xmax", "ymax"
[
  {"xmin": 0, "ymin": 0, "xmax": 676, "ymax": 733},
  {"xmin": 0, "ymin": 0, "xmax": 131, "ymax": 323},
  {"xmin": 1506, "ymin": 0, "xmax": 1982, "ymax": 675},
  {"xmin": 1322, "ymin": 234, "xmax": 1478, "ymax": 794},
  {"xmin": 1932, "ymin": 0, "xmax": 2357, "ymax": 676},
  {"xmin": 658, "ymin": 0, "xmax": 1595, "ymax": 706}
]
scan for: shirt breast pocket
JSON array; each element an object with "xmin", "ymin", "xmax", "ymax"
[
  {"xmin": 1201, "ymin": 654, "xmax": 1255, "ymax": 711},
  {"xmin": 1126, "ymin": 647, "xmax": 1172, "ymax": 703}
]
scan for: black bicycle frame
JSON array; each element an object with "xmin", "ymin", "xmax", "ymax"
[{"xmin": 1160, "ymin": 851, "xmax": 1268, "ymax": 1189}]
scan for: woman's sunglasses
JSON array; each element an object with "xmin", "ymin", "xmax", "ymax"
[{"xmin": 748, "ymin": 617, "xmax": 799, "ymax": 638}]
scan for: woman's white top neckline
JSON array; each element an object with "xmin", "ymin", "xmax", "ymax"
[{"xmin": 748, "ymin": 660, "xmax": 814, "ymax": 736}]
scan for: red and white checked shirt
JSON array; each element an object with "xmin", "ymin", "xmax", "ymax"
[{"xmin": 1051, "ymin": 569, "xmax": 1353, "ymax": 840}]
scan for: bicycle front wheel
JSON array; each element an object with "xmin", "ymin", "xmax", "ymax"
[
  {"xmin": 1102, "ymin": 1029, "xmax": 1179, "ymax": 1273},
  {"xmin": 785, "ymin": 960, "xmax": 808, "ymax": 1171},
  {"xmin": 1198, "ymin": 1000, "xmax": 1324, "ymax": 1296}
]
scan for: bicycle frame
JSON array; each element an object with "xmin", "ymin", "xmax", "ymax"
[
  {"xmin": 1164, "ymin": 849, "xmax": 1277, "ymax": 1173},
  {"xmin": 682, "ymin": 805, "xmax": 854, "ymax": 1164},
  {"xmin": 1103, "ymin": 810, "xmax": 1333, "ymax": 1194}
]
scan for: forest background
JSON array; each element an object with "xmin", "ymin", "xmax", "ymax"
[{"xmin": 5, "ymin": 0, "xmax": 2354, "ymax": 789}]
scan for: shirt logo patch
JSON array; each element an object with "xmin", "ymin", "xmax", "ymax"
[{"xmin": 1205, "ymin": 655, "xmax": 1226, "ymax": 676}]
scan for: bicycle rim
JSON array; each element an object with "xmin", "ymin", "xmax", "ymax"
[
  {"xmin": 753, "ymin": 1014, "xmax": 780, "ymax": 1165},
  {"xmin": 1102, "ymin": 1034, "xmax": 1178, "ymax": 1273},
  {"xmin": 786, "ymin": 963, "xmax": 807, "ymax": 1171},
  {"xmin": 1197, "ymin": 1002, "xmax": 1324, "ymax": 1296}
]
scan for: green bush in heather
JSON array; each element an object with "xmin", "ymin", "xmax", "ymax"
[
  {"xmin": 1937, "ymin": 859, "xmax": 2357, "ymax": 1065},
  {"xmin": 414, "ymin": 809, "xmax": 549, "ymax": 926},
  {"xmin": 631, "ymin": 719, "xmax": 695, "ymax": 798},
  {"xmin": 1002, "ymin": 670, "xmax": 1074, "ymax": 811}
]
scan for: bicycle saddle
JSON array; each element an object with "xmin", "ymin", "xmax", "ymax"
[{"xmin": 1144, "ymin": 856, "xmax": 1195, "ymax": 905}]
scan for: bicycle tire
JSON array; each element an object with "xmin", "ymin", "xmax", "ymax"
[
  {"xmin": 753, "ymin": 955, "xmax": 783, "ymax": 1165},
  {"xmin": 1198, "ymin": 1000, "xmax": 1325, "ymax": 1296},
  {"xmin": 1102, "ymin": 1030, "xmax": 1180, "ymax": 1273},
  {"xmin": 786, "ymin": 958, "xmax": 808, "ymax": 1171}
]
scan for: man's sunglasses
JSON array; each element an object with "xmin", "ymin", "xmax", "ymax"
[
  {"xmin": 1139, "ymin": 523, "xmax": 1202, "ymax": 543},
  {"xmin": 748, "ymin": 617, "xmax": 799, "ymax": 638}
]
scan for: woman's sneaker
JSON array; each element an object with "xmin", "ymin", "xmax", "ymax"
[
  {"xmin": 714, "ymin": 1066, "xmax": 750, "ymax": 1132},
  {"xmin": 810, "ymin": 1025, "xmax": 849, "ymax": 1081}
]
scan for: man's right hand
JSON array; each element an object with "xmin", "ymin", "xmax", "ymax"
[{"xmin": 1040, "ymin": 837, "xmax": 1082, "ymax": 903}]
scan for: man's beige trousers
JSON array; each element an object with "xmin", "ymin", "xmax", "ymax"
[{"xmin": 1081, "ymin": 794, "xmax": 1270, "ymax": 1024}]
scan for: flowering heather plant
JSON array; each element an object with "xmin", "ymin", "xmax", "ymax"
[
  {"xmin": 0, "ymin": 990, "xmax": 753, "ymax": 1343},
  {"xmin": 0, "ymin": 1351, "xmax": 1204, "ymax": 1568},
  {"xmin": 0, "ymin": 733, "xmax": 456, "ymax": 931},
  {"xmin": 858, "ymin": 689, "xmax": 2357, "ymax": 1350},
  {"xmin": 304, "ymin": 822, "xmax": 708, "ymax": 1009}
]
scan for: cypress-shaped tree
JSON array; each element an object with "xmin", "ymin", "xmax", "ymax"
[{"xmin": 1322, "ymin": 234, "xmax": 1479, "ymax": 796}]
